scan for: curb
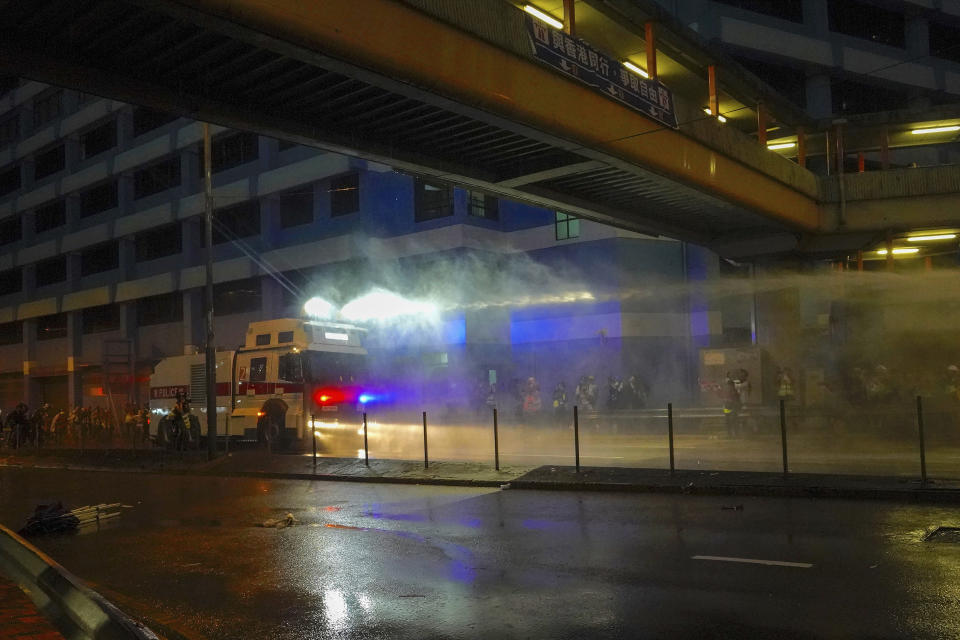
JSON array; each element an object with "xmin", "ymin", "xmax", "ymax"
[
  {"xmin": 6, "ymin": 460, "xmax": 960, "ymax": 504},
  {"xmin": 0, "ymin": 523, "xmax": 159, "ymax": 640},
  {"xmin": 192, "ymin": 468, "xmax": 509, "ymax": 487},
  {"xmin": 506, "ymin": 479, "xmax": 960, "ymax": 503}
]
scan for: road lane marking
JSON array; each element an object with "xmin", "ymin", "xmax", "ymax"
[{"xmin": 691, "ymin": 555, "xmax": 813, "ymax": 568}]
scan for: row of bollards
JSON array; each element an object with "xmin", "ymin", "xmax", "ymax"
[{"xmin": 308, "ymin": 396, "xmax": 932, "ymax": 485}]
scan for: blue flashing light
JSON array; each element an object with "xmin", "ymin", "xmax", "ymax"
[{"xmin": 358, "ymin": 393, "xmax": 374, "ymax": 404}]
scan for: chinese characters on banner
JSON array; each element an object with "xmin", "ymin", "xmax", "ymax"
[{"xmin": 524, "ymin": 15, "xmax": 678, "ymax": 130}]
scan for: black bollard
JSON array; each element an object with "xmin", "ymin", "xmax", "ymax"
[
  {"xmin": 667, "ymin": 403, "xmax": 675, "ymax": 475},
  {"xmin": 363, "ymin": 412, "xmax": 369, "ymax": 467},
  {"xmin": 493, "ymin": 408, "xmax": 500, "ymax": 471},
  {"xmin": 779, "ymin": 398, "xmax": 789, "ymax": 477},
  {"xmin": 573, "ymin": 405, "xmax": 580, "ymax": 473},
  {"xmin": 917, "ymin": 396, "xmax": 928, "ymax": 487},
  {"xmin": 422, "ymin": 411, "xmax": 429, "ymax": 469}
]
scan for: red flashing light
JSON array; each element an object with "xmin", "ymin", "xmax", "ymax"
[{"xmin": 312, "ymin": 387, "xmax": 358, "ymax": 406}]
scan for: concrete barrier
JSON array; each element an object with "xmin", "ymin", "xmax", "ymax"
[{"xmin": 0, "ymin": 523, "xmax": 158, "ymax": 640}]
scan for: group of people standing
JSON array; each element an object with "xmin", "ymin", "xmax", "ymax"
[
  {"xmin": 1, "ymin": 401, "xmax": 151, "ymax": 449},
  {"xmin": 494, "ymin": 373, "xmax": 649, "ymax": 425}
]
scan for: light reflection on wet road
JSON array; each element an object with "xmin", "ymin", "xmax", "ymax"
[{"xmin": 3, "ymin": 468, "xmax": 960, "ymax": 638}]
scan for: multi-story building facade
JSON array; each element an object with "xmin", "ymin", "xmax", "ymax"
[
  {"xmin": 656, "ymin": 0, "xmax": 960, "ymax": 166},
  {"xmin": 0, "ymin": 80, "xmax": 725, "ymax": 414}
]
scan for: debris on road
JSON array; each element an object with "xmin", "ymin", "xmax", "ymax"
[
  {"xmin": 721, "ymin": 504, "xmax": 744, "ymax": 511},
  {"xmin": 19, "ymin": 502, "xmax": 123, "ymax": 536},
  {"xmin": 260, "ymin": 513, "xmax": 297, "ymax": 528}
]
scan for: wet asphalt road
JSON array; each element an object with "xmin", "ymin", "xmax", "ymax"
[{"xmin": 2, "ymin": 469, "xmax": 960, "ymax": 639}]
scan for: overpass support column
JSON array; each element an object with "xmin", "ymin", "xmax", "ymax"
[
  {"xmin": 754, "ymin": 270, "xmax": 803, "ymax": 403},
  {"xmin": 708, "ymin": 65, "xmax": 719, "ymax": 117},
  {"xmin": 880, "ymin": 127, "xmax": 890, "ymax": 169},
  {"xmin": 756, "ymin": 102, "xmax": 768, "ymax": 146},
  {"xmin": 797, "ymin": 128, "xmax": 806, "ymax": 168},
  {"xmin": 645, "ymin": 22, "xmax": 657, "ymax": 79},
  {"xmin": 22, "ymin": 320, "xmax": 37, "ymax": 407},
  {"xmin": 66, "ymin": 312, "xmax": 82, "ymax": 408}
]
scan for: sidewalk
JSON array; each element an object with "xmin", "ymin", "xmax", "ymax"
[{"xmin": 0, "ymin": 575, "xmax": 63, "ymax": 640}]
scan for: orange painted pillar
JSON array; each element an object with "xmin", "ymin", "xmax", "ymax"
[
  {"xmin": 797, "ymin": 127, "xmax": 806, "ymax": 168},
  {"xmin": 835, "ymin": 125, "xmax": 845, "ymax": 174},
  {"xmin": 708, "ymin": 65, "xmax": 719, "ymax": 117},
  {"xmin": 925, "ymin": 256, "xmax": 933, "ymax": 271},
  {"xmin": 645, "ymin": 22, "xmax": 657, "ymax": 79},
  {"xmin": 563, "ymin": 0, "xmax": 575, "ymax": 36},
  {"xmin": 880, "ymin": 127, "xmax": 890, "ymax": 169},
  {"xmin": 857, "ymin": 249, "xmax": 864, "ymax": 272},
  {"xmin": 757, "ymin": 102, "xmax": 767, "ymax": 146},
  {"xmin": 857, "ymin": 152, "xmax": 865, "ymax": 173}
]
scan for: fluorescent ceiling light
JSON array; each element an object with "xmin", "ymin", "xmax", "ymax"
[
  {"xmin": 622, "ymin": 61, "xmax": 649, "ymax": 78},
  {"xmin": 703, "ymin": 107, "xmax": 712, "ymax": 115},
  {"xmin": 717, "ymin": 115, "xmax": 727, "ymax": 123},
  {"xmin": 907, "ymin": 233, "xmax": 957, "ymax": 242},
  {"xmin": 523, "ymin": 4, "xmax": 564, "ymax": 29},
  {"xmin": 876, "ymin": 248, "xmax": 920, "ymax": 255},
  {"xmin": 911, "ymin": 126, "xmax": 960, "ymax": 135},
  {"xmin": 767, "ymin": 142, "xmax": 796, "ymax": 150}
]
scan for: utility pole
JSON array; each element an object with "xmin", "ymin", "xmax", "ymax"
[{"xmin": 203, "ymin": 122, "xmax": 216, "ymax": 460}]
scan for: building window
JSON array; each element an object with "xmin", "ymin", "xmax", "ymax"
[
  {"xmin": 80, "ymin": 241, "xmax": 119, "ymax": 276},
  {"xmin": 201, "ymin": 132, "xmax": 259, "ymax": 174},
  {"xmin": 213, "ymin": 277, "xmax": 262, "ymax": 316},
  {"xmin": 35, "ymin": 256, "xmax": 67, "ymax": 287},
  {"xmin": 136, "ymin": 291, "xmax": 183, "ymax": 326},
  {"xmin": 467, "ymin": 190, "xmax": 499, "ymax": 220},
  {"xmin": 77, "ymin": 91, "xmax": 98, "ymax": 106},
  {"xmin": 32, "ymin": 91, "xmax": 62, "ymax": 129},
  {"xmin": 255, "ymin": 333, "xmax": 271, "ymax": 346},
  {"xmin": 712, "ymin": 0, "xmax": 803, "ymax": 23},
  {"xmin": 828, "ymin": 0, "xmax": 905, "ymax": 48},
  {"xmin": 0, "ymin": 216, "xmax": 21, "ymax": 246},
  {"xmin": 0, "ymin": 164, "xmax": 20, "ymax": 196},
  {"xmin": 0, "ymin": 267, "xmax": 21, "ymax": 296},
  {"xmin": 213, "ymin": 200, "xmax": 260, "ymax": 244},
  {"xmin": 555, "ymin": 212, "xmax": 580, "ymax": 240},
  {"xmin": 80, "ymin": 180, "xmax": 118, "ymax": 217},
  {"xmin": 36, "ymin": 313, "xmax": 67, "ymax": 341},
  {"xmin": 278, "ymin": 330, "xmax": 294, "ymax": 344},
  {"xmin": 277, "ymin": 189, "xmax": 313, "ymax": 228},
  {"xmin": 135, "ymin": 223, "xmax": 182, "ymax": 262},
  {"xmin": 731, "ymin": 55, "xmax": 806, "ymax": 114},
  {"xmin": 132, "ymin": 107, "xmax": 178, "ymax": 137},
  {"xmin": 34, "ymin": 144, "xmax": 65, "ymax": 180},
  {"xmin": 832, "ymin": 77, "xmax": 907, "ymax": 115},
  {"xmin": 330, "ymin": 173, "xmax": 360, "ymax": 216},
  {"xmin": 34, "ymin": 200, "xmax": 66, "ymax": 233},
  {"xmin": 930, "ymin": 22, "xmax": 960, "ymax": 65},
  {"xmin": 0, "ymin": 77, "xmax": 18, "ymax": 98},
  {"xmin": 134, "ymin": 156, "xmax": 180, "ymax": 199},
  {"xmin": 0, "ymin": 115, "xmax": 18, "ymax": 148},
  {"xmin": 80, "ymin": 119, "xmax": 116, "ymax": 159},
  {"xmin": 414, "ymin": 178, "xmax": 453, "ymax": 221},
  {"xmin": 0, "ymin": 320, "xmax": 22, "ymax": 345},
  {"xmin": 82, "ymin": 304, "xmax": 120, "ymax": 334},
  {"xmin": 249, "ymin": 357, "xmax": 267, "ymax": 382}
]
